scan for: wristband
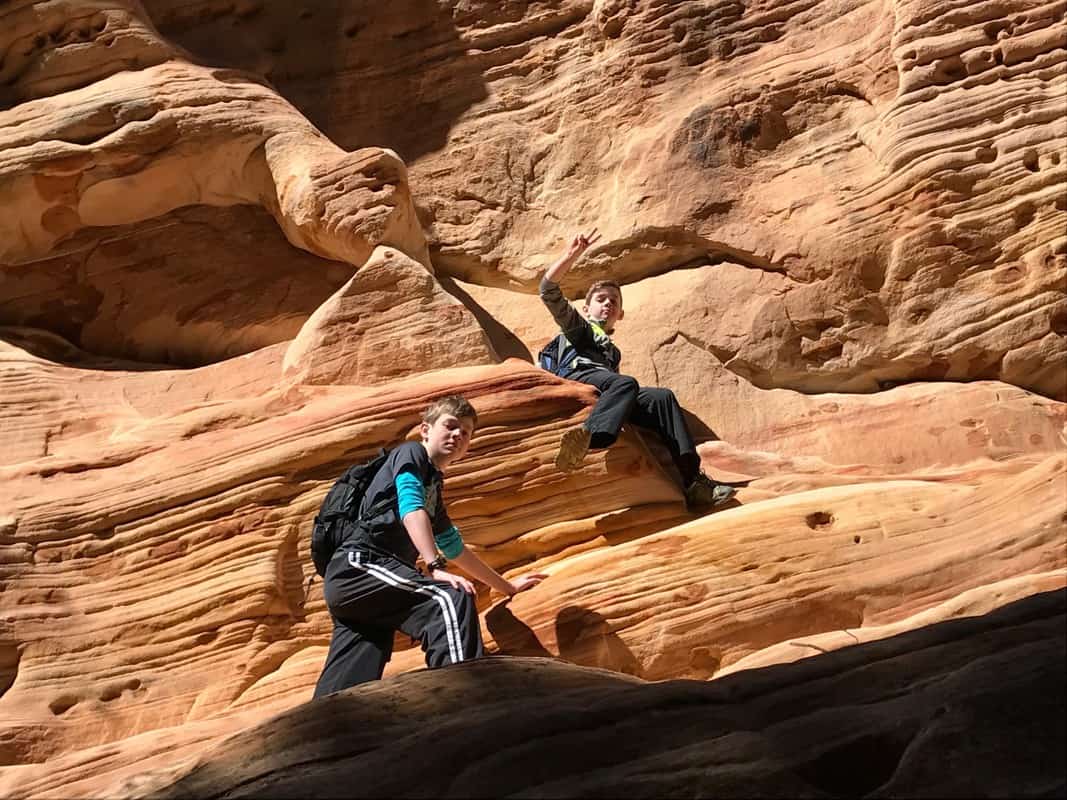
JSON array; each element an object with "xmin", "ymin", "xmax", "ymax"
[{"xmin": 426, "ymin": 555, "xmax": 447, "ymax": 572}]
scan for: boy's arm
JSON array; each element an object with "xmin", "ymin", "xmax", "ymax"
[
  {"xmin": 450, "ymin": 547, "xmax": 547, "ymax": 596},
  {"xmin": 543, "ymin": 229, "xmax": 600, "ymax": 284},
  {"xmin": 400, "ymin": 509, "xmax": 475, "ymax": 594},
  {"xmin": 539, "ymin": 230, "xmax": 601, "ymax": 331}
]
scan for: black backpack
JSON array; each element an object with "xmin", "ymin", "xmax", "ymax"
[
  {"xmin": 537, "ymin": 333, "xmax": 577, "ymax": 376},
  {"xmin": 310, "ymin": 448, "xmax": 391, "ymax": 576}
]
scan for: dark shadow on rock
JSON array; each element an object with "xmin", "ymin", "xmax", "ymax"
[
  {"xmin": 485, "ymin": 602, "xmax": 553, "ymax": 658},
  {"xmin": 144, "ymin": 0, "xmax": 489, "ymax": 162},
  {"xmin": 154, "ymin": 589, "xmax": 1067, "ymax": 799},
  {"xmin": 438, "ymin": 274, "xmax": 531, "ymax": 362},
  {"xmin": 0, "ymin": 204, "xmax": 352, "ymax": 369},
  {"xmin": 0, "ymin": 326, "xmax": 174, "ymax": 372},
  {"xmin": 684, "ymin": 407, "xmax": 723, "ymax": 442},
  {"xmin": 555, "ymin": 605, "xmax": 640, "ymax": 677}
]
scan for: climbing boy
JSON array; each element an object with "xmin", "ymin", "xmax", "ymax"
[
  {"xmin": 539, "ymin": 230, "xmax": 737, "ymax": 510},
  {"xmin": 313, "ymin": 395, "xmax": 547, "ymax": 697}
]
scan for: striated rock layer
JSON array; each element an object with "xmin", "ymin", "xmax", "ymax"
[
  {"xmin": 0, "ymin": 0, "xmax": 1065, "ymax": 797},
  {"xmin": 0, "ymin": 343, "xmax": 1063, "ymax": 796},
  {"xmin": 0, "ymin": 0, "xmax": 1063, "ymax": 391}
]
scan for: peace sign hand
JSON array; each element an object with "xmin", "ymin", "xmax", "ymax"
[{"xmin": 565, "ymin": 228, "xmax": 602, "ymax": 260}]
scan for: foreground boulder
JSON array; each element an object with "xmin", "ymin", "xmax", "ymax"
[{"xmin": 150, "ymin": 589, "xmax": 1066, "ymax": 799}]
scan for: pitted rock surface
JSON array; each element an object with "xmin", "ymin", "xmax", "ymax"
[{"xmin": 0, "ymin": 1, "xmax": 1064, "ymax": 797}]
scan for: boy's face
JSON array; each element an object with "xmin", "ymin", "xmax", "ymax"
[
  {"xmin": 421, "ymin": 413, "xmax": 475, "ymax": 467},
  {"xmin": 583, "ymin": 286, "xmax": 624, "ymax": 331}
]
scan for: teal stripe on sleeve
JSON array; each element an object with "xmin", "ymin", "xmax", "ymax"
[
  {"xmin": 395, "ymin": 469, "xmax": 425, "ymax": 518},
  {"xmin": 434, "ymin": 525, "xmax": 464, "ymax": 559}
]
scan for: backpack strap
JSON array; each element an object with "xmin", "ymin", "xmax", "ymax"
[{"xmin": 358, "ymin": 486, "xmax": 397, "ymax": 526}]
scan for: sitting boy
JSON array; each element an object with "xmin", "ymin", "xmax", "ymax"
[
  {"xmin": 314, "ymin": 395, "xmax": 546, "ymax": 697},
  {"xmin": 539, "ymin": 230, "xmax": 737, "ymax": 510}
]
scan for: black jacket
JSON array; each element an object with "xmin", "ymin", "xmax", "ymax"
[
  {"xmin": 346, "ymin": 442, "xmax": 453, "ymax": 566},
  {"xmin": 539, "ymin": 278, "xmax": 621, "ymax": 374}
]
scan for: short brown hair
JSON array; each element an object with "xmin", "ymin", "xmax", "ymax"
[
  {"xmin": 585, "ymin": 280, "xmax": 622, "ymax": 305},
  {"xmin": 422, "ymin": 395, "xmax": 478, "ymax": 427}
]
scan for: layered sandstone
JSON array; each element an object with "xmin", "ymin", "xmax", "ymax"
[
  {"xmin": 0, "ymin": 0, "xmax": 1064, "ymax": 798},
  {"xmin": 145, "ymin": 0, "xmax": 1067, "ymax": 396}
]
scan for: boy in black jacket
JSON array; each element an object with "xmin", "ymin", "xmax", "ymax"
[
  {"xmin": 539, "ymin": 230, "xmax": 736, "ymax": 510},
  {"xmin": 314, "ymin": 396, "xmax": 546, "ymax": 697}
]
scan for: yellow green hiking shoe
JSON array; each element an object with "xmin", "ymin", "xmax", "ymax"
[{"xmin": 555, "ymin": 426, "xmax": 592, "ymax": 472}]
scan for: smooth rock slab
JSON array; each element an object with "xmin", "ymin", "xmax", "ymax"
[{"xmin": 151, "ymin": 589, "xmax": 1067, "ymax": 799}]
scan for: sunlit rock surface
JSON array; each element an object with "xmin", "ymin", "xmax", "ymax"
[{"xmin": 0, "ymin": 0, "xmax": 1064, "ymax": 797}]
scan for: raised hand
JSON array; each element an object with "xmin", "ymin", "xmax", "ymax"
[{"xmin": 565, "ymin": 228, "xmax": 601, "ymax": 260}]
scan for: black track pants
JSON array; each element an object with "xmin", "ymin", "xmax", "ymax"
[
  {"xmin": 567, "ymin": 367, "xmax": 700, "ymax": 485},
  {"xmin": 313, "ymin": 548, "xmax": 484, "ymax": 698}
]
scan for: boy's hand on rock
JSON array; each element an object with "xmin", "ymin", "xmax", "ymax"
[
  {"xmin": 432, "ymin": 569, "xmax": 475, "ymax": 594},
  {"xmin": 507, "ymin": 573, "xmax": 549, "ymax": 596},
  {"xmin": 565, "ymin": 228, "xmax": 601, "ymax": 260}
]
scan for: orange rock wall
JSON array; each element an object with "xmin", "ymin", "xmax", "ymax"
[{"xmin": 0, "ymin": 1, "xmax": 1064, "ymax": 797}]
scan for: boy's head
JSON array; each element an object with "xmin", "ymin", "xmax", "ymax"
[
  {"xmin": 420, "ymin": 395, "xmax": 477, "ymax": 467},
  {"xmin": 582, "ymin": 280, "xmax": 624, "ymax": 332}
]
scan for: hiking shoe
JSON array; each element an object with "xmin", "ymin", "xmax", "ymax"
[
  {"xmin": 685, "ymin": 473, "xmax": 737, "ymax": 510},
  {"xmin": 556, "ymin": 426, "xmax": 592, "ymax": 472}
]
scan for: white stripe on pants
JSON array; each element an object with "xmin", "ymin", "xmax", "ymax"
[{"xmin": 348, "ymin": 551, "xmax": 464, "ymax": 664}]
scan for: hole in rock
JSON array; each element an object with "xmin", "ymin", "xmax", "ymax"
[
  {"xmin": 1050, "ymin": 311, "xmax": 1067, "ymax": 336},
  {"xmin": 934, "ymin": 56, "xmax": 966, "ymax": 83},
  {"xmin": 1023, "ymin": 149, "xmax": 1040, "ymax": 171},
  {"xmin": 806, "ymin": 511, "xmax": 835, "ymax": 530},
  {"xmin": 907, "ymin": 306, "xmax": 931, "ymax": 324},
  {"xmin": 794, "ymin": 725, "xmax": 918, "ymax": 796},
  {"xmin": 49, "ymin": 694, "xmax": 78, "ymax": 715},
  {"xmin": 975, "ymin": 146, "xmax": 997, "ymax": 163},
  {"xmin": 983, "ymin": 20, "xmax": 1010, "ymax": 39},
  {"xmin": 687, "ymin": 646, "xmax": 721, "ymax": 678},
  {"xmin": 993, "ymin": 264, "xmax": 1025, "ymax": 284},
  {"xmin": 0, "ymin": 644, "xmax": 19, "ymax": 699},
  {"xmin": 99, "ymin": 677, "xmax": 142, "ymax": 702},
  {"xmin": 0, "ymin": 205, "xmax": 354, "ymax": 369},
  {"xmin": 1012, "ymin": 202, "xmax": 1036, "ymax": 228}
]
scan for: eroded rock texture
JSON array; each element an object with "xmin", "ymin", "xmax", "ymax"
[
  {"xmin": 140, "ymin": 0, "xmax": 1067, "ymax": 396},
  {"xmin": 0, "ymin": 0, "xmax": 1064, "ymax": 797}
]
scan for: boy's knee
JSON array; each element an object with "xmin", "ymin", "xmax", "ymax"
[
  {"xmin": 616, "ymin": 375, "xmax": 639, "ymax": 395},
  {"xmin": 647, "ymin": 386, "xmax": 676, "ymax": 403}
]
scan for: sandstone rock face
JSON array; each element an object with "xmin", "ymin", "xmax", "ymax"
[
  {"xmin": 0, "ymin": 0, "xmax": 1064, "ymax": 798},
  {"xmin": 0, "ymin": 0, "xmax": 428, "ymax": 365},
  {"xmin": 281, "ymin": 246, "xmax": 496, "ymax": 386},
  {"xmin": 145, "ymin": 0, "xmax": 1067, "ymax": 396}
]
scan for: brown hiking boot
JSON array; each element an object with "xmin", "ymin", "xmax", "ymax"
[
  {"xmin": 555, "ymin": 426, "xmax": 592, "ymax": 472},
  {"xmin": 685, "ymin": 473, "xmax": 737, "ymax": 510}
]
